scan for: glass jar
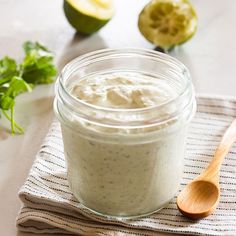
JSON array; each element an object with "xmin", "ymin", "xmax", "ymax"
[{"xmin": 54, "ymin": 48, "xmax": 196, "ymax": 219}]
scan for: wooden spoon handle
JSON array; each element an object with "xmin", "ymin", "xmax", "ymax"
[{"xmin": 202, "ymin": 119, "xmax": 236, "ymax": 181}]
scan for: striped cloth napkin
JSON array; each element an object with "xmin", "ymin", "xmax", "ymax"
[{"xmin": 17, "ymin": 95, "xmax": 236, "ymax": 236}]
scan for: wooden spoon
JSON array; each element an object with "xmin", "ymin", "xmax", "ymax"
[{"xmin": 177, "ymin": 119, "xmax": 236, "ymax": 219}]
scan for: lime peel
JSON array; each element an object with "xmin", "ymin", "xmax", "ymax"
[{"xmin": 64, "ymin": 0, "xmax": 115, "ymax": 34}]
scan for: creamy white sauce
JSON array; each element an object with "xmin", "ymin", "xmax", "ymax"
[
  {"xmin": 72, "ymin": 73, "xmax": 177, "ymax": 109},
  {"xmin": 61, "ymin": 73, "xmax": 186, "ymax": 217}
]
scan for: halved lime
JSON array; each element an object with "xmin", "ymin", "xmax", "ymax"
[
  {"xmin": 138, "ymin": 0, "xmax": 197, "ymax": 49},
  {"xmin": 64, "ymin": 0, "xmax": 115, "ymax": 34}
]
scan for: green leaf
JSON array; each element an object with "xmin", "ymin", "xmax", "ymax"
[
  {"xmin": 5, "ymin": 76, "xmax": 32, "ymax": 98},
  {"xmin": 0, "ymin": 86, "xmax": 7, "ymax": 94},
  {"xmin": 0, "ymin": 56, "xmax": 17, "ymax": 74},
  {"xmin": 0, "ymin": 76, "xmax": 31, "ymax": 110},
  {"xmin": 21, "ymin": 42, "xmax": 57, "ymax": 84},
  {"xmin": 0, "ymin": 57, "xmax": 19, "ymax": 85}
]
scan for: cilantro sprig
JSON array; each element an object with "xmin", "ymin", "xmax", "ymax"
[{"xmin": 0, "ymin": 41, "xmax": 57, "ymax": 134}]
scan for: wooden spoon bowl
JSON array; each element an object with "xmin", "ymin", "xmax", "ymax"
[{"xmin": 177, "ymin": 180, "xmax": 220, "ymax": 219}]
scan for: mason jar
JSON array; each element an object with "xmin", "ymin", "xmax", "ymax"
[{"xmin": 54, "ymin": 48, "xmax": 196, "ymax": 219}]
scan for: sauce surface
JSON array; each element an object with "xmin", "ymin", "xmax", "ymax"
[{"xmin": 72, "ymin": 73, "xmax": 177, "ymax": 109}]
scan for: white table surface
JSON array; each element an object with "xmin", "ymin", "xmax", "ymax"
[{"xmin": 0, "ymin": 0, "xmax": 236, "ymax": 235}]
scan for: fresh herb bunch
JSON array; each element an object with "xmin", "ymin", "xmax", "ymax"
[{"xmin": 0, "ymin": 41, "xmax": 57, "ymax": 134}]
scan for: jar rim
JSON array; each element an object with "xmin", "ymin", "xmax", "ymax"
[
  {"xmin": 58, "ymin": 47, "xmax": 191, "ymax": 113},
  {"xmin": 55, "ymin": 47, "xmax": 195, "ymax": 128}
]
